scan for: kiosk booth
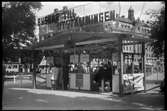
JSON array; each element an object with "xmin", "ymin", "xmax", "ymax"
[{"xmin": 31, "ymin": 32, "xmax": 151, "ymax": 95}]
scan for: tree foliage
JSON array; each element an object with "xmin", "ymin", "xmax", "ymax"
[
  {"xmin": 2, "ymin": 2, "xmax": 42, "ymax": 61},
  {"xmin": 145, "ymin": 2, "xmax": 165, "ymax": 57}
]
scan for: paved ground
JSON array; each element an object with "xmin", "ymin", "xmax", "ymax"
[{"xmin": 2, "ymin": 79, "xmax": 165, "ymax": 110}]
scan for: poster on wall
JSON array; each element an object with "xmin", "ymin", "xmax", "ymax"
[
  {"xmin": 133, "ymin": 73, "xmax": 144, "ymax": 91},
  {"xmin": 80, "ymin": 54, "xmax": 89, "ymax": 63},
  {"xmin": 70, "ymin": 54, "xmax": 79, "ymax": 64},
  {"xmin": 123, "ymin": 73, "xmax": 144, "ymax": 93}
]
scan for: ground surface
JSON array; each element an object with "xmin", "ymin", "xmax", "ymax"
[{"xmin": 2, "ymin": 79, "xmax": 164, "ymax": 110}]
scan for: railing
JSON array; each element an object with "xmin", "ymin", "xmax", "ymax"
[{"xmin": 4, "ymin": 74, "xmax": 32, "ymax": 84}]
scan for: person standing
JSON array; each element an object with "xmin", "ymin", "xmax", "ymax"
[{"xmin": 51, "ymin": 65, "xmax": 59, "ymax": 90}]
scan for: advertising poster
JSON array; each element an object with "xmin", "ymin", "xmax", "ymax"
[
  {"xmin": 123, "ymin": 73, "xmax": 144, "ymax": 93},
  {"xmin": 70, "ymin": 54, "xmax": 79, "ymax": 64},
  {"xmin": 80, "ymin": 54, "xmax": 89, "ymax": 63}
]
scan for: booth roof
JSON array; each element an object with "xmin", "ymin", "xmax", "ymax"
[{"xmin": 29, "ymin": 32, "xmax": 152, "ymax": 50}]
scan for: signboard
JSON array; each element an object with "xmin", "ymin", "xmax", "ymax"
[
  {"xmin": 38, "ymin": 3, "xmax": 150, "ymax": 37},
  {"xmin": 38, "ymin": 10, "xmax": 115, "ymax": 26},
  {"xmin": 123, "ymin": 73, "xmax": 144, "ymax": 93},
  {"xmin": 80, "ymin": 54, "xmax": 89, "ymax": 63},
  {"xmin": 38, "ymin": 8, "xmax": 116, "ymax": 34}
]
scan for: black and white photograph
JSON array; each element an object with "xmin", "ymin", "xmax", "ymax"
[{"xmin": 2, "ymin": 1, "xmax": 165, "ymax": 110}]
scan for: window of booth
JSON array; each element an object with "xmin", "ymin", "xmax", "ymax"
[
  {"xmin": 123, "ymin": 54, "xmax": 142, "ymax": 74},
  {"xmin": 69, "ymin": 53, "xmax": 90, "ymax": 74}
]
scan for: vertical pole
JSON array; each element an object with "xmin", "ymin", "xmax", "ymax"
[
  {"xmin": 61, "ymin": 50, "xmax": 64, "ymax": 90},
  {"xmin": 131, "ymin": 42, "xmax": 135, "ymax": 93},
  {"xmin": 157, "ymin": 68, "xmax": 158, "ymax": 81},
  {"xmin": 14, "ymin": 75, "xmax": 16, "ymax": 84},
  {"xmin": 32, "ymin": 50, "xmax": 36, "ymax": 89},
  {"xmin": 101, "ymin": 79, "xmax": 104, "ymax": 92},
  {"xmin": 20, "ymin": 72, "xmax": 22, "ymax": 88},
  {"xmin": 119, "ymin": 39, "xmax": 123, "ymax": 96},
  {"xmin": 131, "ymin": 54, "xmax": 134, "ymax": 93},
  {"xmin": 142, "ymin": 42, "xmax": 146, "ymax": 92}
]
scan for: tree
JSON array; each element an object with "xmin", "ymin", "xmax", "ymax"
[
  {"xmin": 145, "ymin": 2, "xmax": 165, "ymax": 57},
  {"xmin": 2, "ymin": 2, "xmax": 42, "ymax": 61}
]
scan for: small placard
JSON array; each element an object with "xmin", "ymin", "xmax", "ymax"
[{"xmin": 80, "ymin": 54, "xmax": 89, "ymax": 63}]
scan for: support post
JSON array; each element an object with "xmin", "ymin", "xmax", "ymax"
[
  {"xmin": 131, "ymin": 43, "xmax": 135, "ymax": 94},
  {"xmin": 33, "ymin": 69, "xmax": 36, "ymax": 89},
  {"xmin": 14, "ymin": 75, "xmax": 16, "ymax": 84},
  {"xmin": 61, "ymin": 50, "xmax": 64, "ymax": 90},
  {"xmin": 32, "ymin": 50, "xmax": 36, "ymax": 89},
  {"xmin": 20, "ymin": 73, "xmax": 23, "ymax": 88},
  {"xmin": 101, "ymin": 79, "xmax": 104, "ymax": 93},
  {"xmin": 142, "ymin": 42, "xmax": 146, "ymax": 92},
  {"xmin": 119, "ymin": 39, "xmax": 124, "ymax": 96}
]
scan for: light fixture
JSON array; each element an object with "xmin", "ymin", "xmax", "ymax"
[{"xmin": 83, "ymin": 50, "xmax": 86, "ymax": 54}]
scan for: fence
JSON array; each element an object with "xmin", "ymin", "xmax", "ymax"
[{"xmin": 145, "ymin": 63, "xmax": 164, "ymax": 91}]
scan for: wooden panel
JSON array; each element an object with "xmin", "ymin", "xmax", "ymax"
[
  {"xmin": 69, "ymin": 73, "xmax": 77, "ymax": 89},
  {"xmin": 46, "ymin": 74, "xmax": 52, "ymax": 88},
  {"xmin": 82, "ymin": 74, "xmax": 90, "ymax": 90},
  {"xmin": 112, "ymin": 75, "xmax": 120, "ymax": 93},
  {"xmin": 76, "ymin": 74, "xmax": 83, "ymax": 88}
]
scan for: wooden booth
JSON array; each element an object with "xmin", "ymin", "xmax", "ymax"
[{"xmin": 30, "ymin": 32, "xmax": 151, "ymax": 95}]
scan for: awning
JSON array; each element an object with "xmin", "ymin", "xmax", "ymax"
[{"xmin": 29, "ymin": 32, "xmax": 153, "ymax": 51}]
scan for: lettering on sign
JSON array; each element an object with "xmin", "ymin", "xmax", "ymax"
[{"xmin": 38, "ymin": 9, "xmax": 116, "ymax": 32}]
